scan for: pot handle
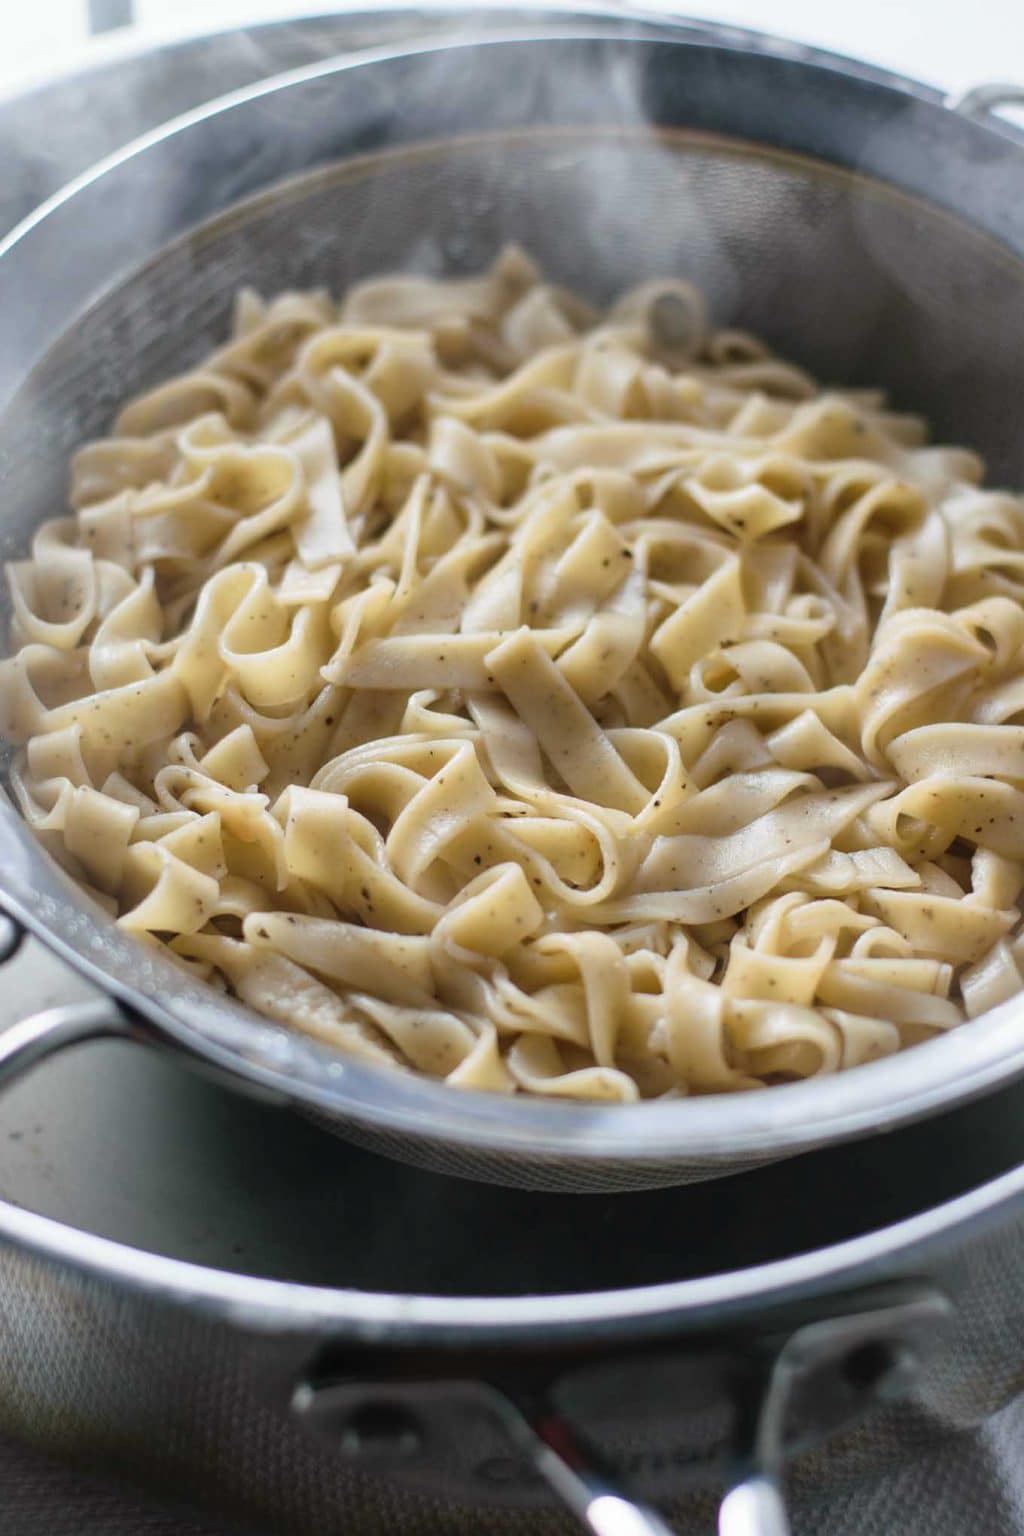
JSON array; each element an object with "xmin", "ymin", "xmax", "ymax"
[
  {"xmin": 949, "ymin": 82, "xmax": 1024, "ymax": 123},
  {"xmin": 0, "ymin": 996, "xmax": 134, "ymax": 1088},
  {"xmin": 294, "ymin": 1286, "xmax": 949, "ymax": 1536},
  {"xmin": 296, "ymin": 1364, "xmax": 789, "ymax": 1536}
]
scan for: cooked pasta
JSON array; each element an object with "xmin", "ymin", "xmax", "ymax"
[{"xmin": 4, "ymin": 245, "xmax": 1024, "ymax": 1102}]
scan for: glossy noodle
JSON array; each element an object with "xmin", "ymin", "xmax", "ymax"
[{"xmin": 4, "ymin": 246, "xmax": 1024, "ymax": 1103}]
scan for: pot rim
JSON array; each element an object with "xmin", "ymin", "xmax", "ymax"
[{"xmin": 1, "ymin": 1142, "xmax": 1021, "ymax": 1341}]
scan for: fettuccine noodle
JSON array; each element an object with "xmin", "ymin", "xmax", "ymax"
[{"xmin": 4, "ymin": 246, "xmax": 1024, "ymax": 1102}]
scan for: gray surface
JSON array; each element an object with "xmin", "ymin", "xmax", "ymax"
[
  {"xmin": 5, "ymin": 1402, "xmax": 1024, "ymax": 1536},
  {"xmin": 0, "ymin": 1430, "xmax": 263, "ymax": 1535}
]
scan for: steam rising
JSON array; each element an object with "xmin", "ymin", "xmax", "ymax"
[{"xmin": 3, "ymin": 14, "xmax": 1024, "ymax": 523}]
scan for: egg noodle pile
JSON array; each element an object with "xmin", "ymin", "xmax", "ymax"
[{"xmin": 4, "ymin": 247, "xmax": 1024, "ymax": 1102}]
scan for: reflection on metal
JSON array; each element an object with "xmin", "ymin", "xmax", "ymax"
[
  {"xmin": 88, "ymin": 0, "xmax": 133, "ymax": 35},
  {"xmin": 0, "ymin": 998, "xmax": 130, "ymax": 1092},
  {"xmin": 524, "ymin": 1415, "xmax": 679, "ymax": 1536},
  {"xmin": 949, "ymin": 81, "xmax": 1024, "ymax": 121},
  {"xmin": 718, "ymin": 1478, "xmax": 791, "ymax": 1536}
]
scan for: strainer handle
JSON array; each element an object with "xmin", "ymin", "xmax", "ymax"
[
  {"xmin": 949, "ymin": 83, "xmax": 1024, "ymax": 123},
  {"xmin": 0, "ymin": 997, "xmax": 133, "ymax": 1091},
  {"xmin": 0, "ymin": 911, "xmax": 138, "ymax": 1096}
]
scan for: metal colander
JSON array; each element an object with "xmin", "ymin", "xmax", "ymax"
[{"xmin": 3, "ymin": 34, "xmax": 1024, "ymax": 1191}]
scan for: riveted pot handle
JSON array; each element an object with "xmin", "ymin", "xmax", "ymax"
[
  {"xmin": 949, "ymin": 83, "xmax": 1024, "ymax": 122},
  {"xmin": 293, "ymin": 1285, "xmax": 950, "ymax": 1536},
  {"xmin": 293, "ymin": 1365, "xmax": 781, "ymax": 1535}
]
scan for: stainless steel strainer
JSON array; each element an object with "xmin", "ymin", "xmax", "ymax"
[{"xmin": 4, "ymin": 33, "xmax": 1024, "ymax": 1192}]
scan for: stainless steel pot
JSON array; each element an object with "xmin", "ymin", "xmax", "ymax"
[
  {"xmin": 3, "ymin": 1008, "xmax": 1024, "ymax": 1536},
  {"xmin": 3, "ymin": 17, "xmax": 1024, "ymax": 1535},
  {"xmin": 3, "ymin": 29, "xmax": 1024, "ymax": 1193}
]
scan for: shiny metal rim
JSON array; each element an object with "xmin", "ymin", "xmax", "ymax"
[{"xmin": 0, "ymin": 1141, "xmax": 1020, "ymax": 1336}]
